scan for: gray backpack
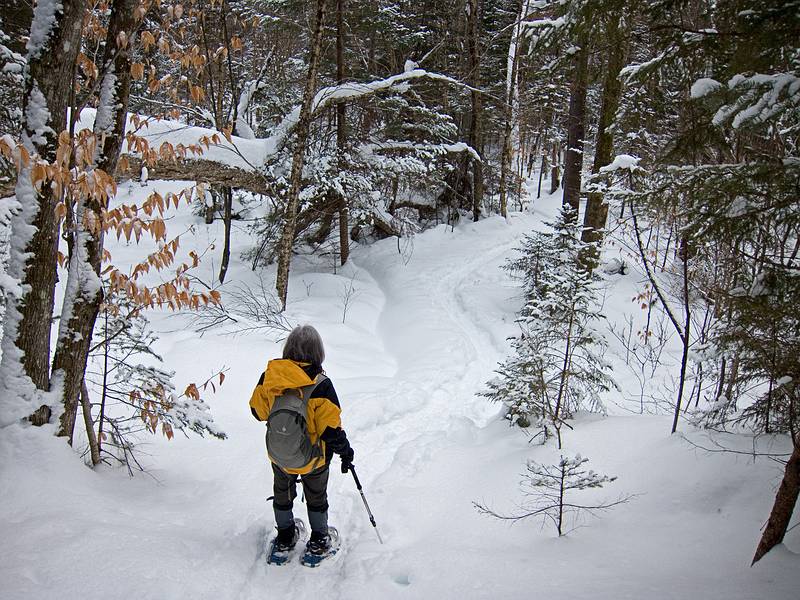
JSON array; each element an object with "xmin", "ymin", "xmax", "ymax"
[{"xmin": 266, "ymin": 375, "xmax": 327, "ymax": 470}]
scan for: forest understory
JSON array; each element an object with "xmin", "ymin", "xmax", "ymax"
[{"xmin": 0, "ymin": 0, "xmax": 798, "ymax": 597}]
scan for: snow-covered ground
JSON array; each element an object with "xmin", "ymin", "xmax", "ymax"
[{"xmin": 0, "ymin": 181, "xmax": 797, "ymax": 599}]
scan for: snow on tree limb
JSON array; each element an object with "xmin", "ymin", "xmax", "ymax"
[
  {"xmin": 359, "ymin": 141, "xmax": 480, "ymax": 162},
  {"xmin": 713, "ymin": 73, "xmax": 800, "ymax": 129},
  {"xmin": 83, "ymin": 67, "xmax": 475, "ymax": 193},
  {"xmin": 2, "ymin": 67, "xmax": 478, "ymax": 203},
  {"xmin": 266, "ymin": 68, "xmax": 474, "ymax": 154}
]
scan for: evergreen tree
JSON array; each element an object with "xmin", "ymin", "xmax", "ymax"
[
  {"xmin": 475, "ymin": 454, "xmax": 629, "ymax": 536},
  {"xmin": 484, "ymin": 206, "xmax": 614, "ymax": 447}
]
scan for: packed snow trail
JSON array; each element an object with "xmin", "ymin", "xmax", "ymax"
[
  {"xmin": 233, "ymin": 213, "xmax": 540, "ymax": 600},
  {"xmin": 0, "ymin": 185, "xmax": 797, "ymax": 599}
]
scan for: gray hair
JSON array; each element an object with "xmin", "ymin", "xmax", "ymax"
[{"xmin": 282, "ymin": 325, "xmax": 325, "ymax": 367}]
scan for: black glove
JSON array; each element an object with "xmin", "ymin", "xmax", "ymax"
[{"xmin": 340, "ymin": 446, "xmax": 354, "ymax": 473}]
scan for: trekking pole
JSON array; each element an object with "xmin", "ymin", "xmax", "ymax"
[{"xmin": 349, "ymin": 466, "xmax": 384, "ymax": 544}]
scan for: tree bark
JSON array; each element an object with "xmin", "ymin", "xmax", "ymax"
[
  {"xmin": 275, "ymin": 0, "xmax": 328, "ymax": 309},
  {"xmin": 581, "ymin": 12, "xmax": 628, "ymax": 270},
  {"xmin": 498, "ymin": 0, "xmax": 528, "ymax": 218},
  {"xmin": 537, "ymin": 152, "xmax": 546, "ymax": 199},
  {"xmin": 0, "ymin": 0, "xmax": 86, "ymax": 424},
  {"xmin": 218, "ymin": 186, "xmax": 233, "ymax": 283},
  {"xmin": 670, "ymin": 237, "xmax": 692, "ymax": 435},
  {"xmin": 752, "ymin": 436, "xmax": 800, "ymax": 564},
  {"xmin": 336, "ymin": 0, "xmax": 349, "ymax": 266},
  {"xmin": 550, "ymin": 139, "xmax": 560, "ymax": 194},
  {"xmin": 3, "ymin": 0, "xmax": 86, "ymax": 398},
  {"xmin": 467, "ymin": 0, "xmax": 483, "ymax": 221},
  {"xmin": 81, "ymin": 380, "xmax": 101, "ymax": 466},
  {"xmin": 119, "ymin": 156, "xmax": 273, "ymax": 195},
  {"xmin": 51, "ymin": 0, "xmax": 137, "ymax": 441},
  {"xmin": 561, "ymin": 44, "xmax": 589, "ymax": 220},
  {"xmin": 198, "ymin": 1, "xmax": 238, "ymax": 258}
]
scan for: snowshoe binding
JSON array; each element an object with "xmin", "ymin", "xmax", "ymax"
[
  {"xmin": 267, "ymin": 519, "xmax": 307, "ymax": 566},
  {"xmin": 300, "ymin": 527, "xmax": 340, "ymax": 568}
]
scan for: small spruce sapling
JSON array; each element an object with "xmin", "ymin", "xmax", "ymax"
[
  {"xmin": 475, "ymin": 454, "xmax": 631, "ymax": 536},
  {"xmin": 482, "ymin": 206, "xmax": 615, "ymax": 447}
]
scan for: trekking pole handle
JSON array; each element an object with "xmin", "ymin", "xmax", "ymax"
[{"xmin": 350, "ymin": 465, "xmax": 363, "ymax": 490}]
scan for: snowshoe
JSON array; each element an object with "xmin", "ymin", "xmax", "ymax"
[
  {"xmin": 267, "ymin": 519, "xmax": 307, "ymax": 566},
  {"xmin": 300, "ymin": 527, "xmax": 341, "ymax": 568}
]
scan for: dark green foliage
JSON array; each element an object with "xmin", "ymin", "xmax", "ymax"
[
  {"xmin": 611, "ymin": 0, "xmax": 799, "ymax": 434},
  {"xmin": 484, "ymin": 207, "xmax": 614, "ymax": 446}
]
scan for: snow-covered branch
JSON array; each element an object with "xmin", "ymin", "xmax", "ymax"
[
  {"xmin": 713, "ymin": 73, "xmax": 800, "ymax": 129},
  {"xmin": 359, "ymin": 140, "xmax": 480, "ymax": 162},
  {"xmin": 266, "ymin": 68, "xmax": 472, "ymax": 153}
]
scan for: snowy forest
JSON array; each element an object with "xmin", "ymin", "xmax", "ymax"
[{"xmin": 0, "ymin": 0, "xmax": 797, "ymax": 597}]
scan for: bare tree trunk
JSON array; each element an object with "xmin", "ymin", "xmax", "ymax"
[
  {"xmin": 218, "ymin": 186, "xmax": 233, "ymax": 283},
  {"xmin": 581, "ymin": 12, "xmax": 628, "ymax": 269},
  {"xmin": 561, "ymin": 44, "xmax": 589, "ymax": 220},
  {"xmin": 275, "ymin": 0, "xmax": 328, "ymax": 309},
  {"xmin": 557, "ymin": 463, "xmax": 565, "ymax": 536},
  {"xmin": 553, "ymin": 306, "xmax": 576, "ymax": 450},
  {"xmin": 96, "ymin": 310, "xmax": 110, "ymax": 456},
  {"xmin": 498, "ymin": 0, "xmax": 528, "ymax": 218},
  {"xmin": 753, "ymin": 435, "xmax": 800, "ymax": 564},
  {"xmin": 51, "ymin": 0, "xmax": 137, "ymax": 440},
  {"xmin": 204, "ymin": 199, "xmax": 215, "ymax": 224},
  {"xmin": 725, "ymin": 351, "xmax": 741, "ymax": 404},
  {"xmin": 550, "ymin": 139, "xmax": 560, "ymax": 194},
  {"xmin": 670, "ymin": 237, "xmax": 692, "ymax": 434},
  {"xmin": 537, "ymin": 152, "xmax": 546, "ymax": 199},
  {"xmin": 467, "ymin": 0, "xmax": 483, "ymax": 221},
  {"xmin": 631, "ymin": 204, "xmax": 691, "ymax": 435},
  {"xmin": 0, "ymin": 0, "xmax": 86, "ymax": 425},
  {"xmin": 80, "ymin": 380, "xmax": 100, "ymax": 466},
  {"xmin": 336, "ymin": 0, "xmax": 350, "ymax": 266}
]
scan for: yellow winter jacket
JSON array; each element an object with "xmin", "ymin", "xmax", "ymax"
[{"xmin": 249, "ymin": 359, "xmax": 342, "ymax": 475}]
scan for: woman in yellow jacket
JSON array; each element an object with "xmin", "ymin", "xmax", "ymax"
[{"xmin": 249, "ymin": 325, "xmax": 354, "ymax": 558}]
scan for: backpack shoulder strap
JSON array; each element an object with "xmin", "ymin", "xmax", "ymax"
[{"xmin": 301, "ymin": 374, "xmax": 328, "ymax": 402}]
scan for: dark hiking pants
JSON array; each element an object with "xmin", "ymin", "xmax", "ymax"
[{"xmin": 272, "ymin": 462, "xmax": 329, "ymax": 534}]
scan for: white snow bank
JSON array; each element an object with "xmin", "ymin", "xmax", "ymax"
[{"xmin": 0, "ymin": 183, "xmax": 796, "ymax": 600}]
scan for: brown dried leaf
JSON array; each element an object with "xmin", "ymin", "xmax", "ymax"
[{"xmin": 131, "ymin": 63, "xmax": 145, "ymax": 80}]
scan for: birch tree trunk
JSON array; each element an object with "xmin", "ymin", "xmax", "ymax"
[
  {"xmin": 0, "ymin": 0, "xmax": 85, "ymax": 426},
  {"xmin": 561, "ymin": 44, "xmax": 589, "ymax": 220},
  {"xmin": 51, "ymin": 0, "xmax": 137, "ymax": 441},
  {"xmin": 498, "ymin": 0, "xmax": 529, "ymax": 218},
  {"xmin": 275, "ymin": 0, "xmax": 328, "ymax": 309}
]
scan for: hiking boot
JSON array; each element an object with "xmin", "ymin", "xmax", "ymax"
[
  {"xmin": 305, "ymin": 530, "xmax": 331, "ymax": 555},
  {"xmin": 273, "ymin": 525, "xmax": 299, "ymax": 552}
]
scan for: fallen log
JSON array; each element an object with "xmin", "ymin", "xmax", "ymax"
[{"xmin": 118, "ymin": 156, "xmax": 274, "ymax": 196}]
